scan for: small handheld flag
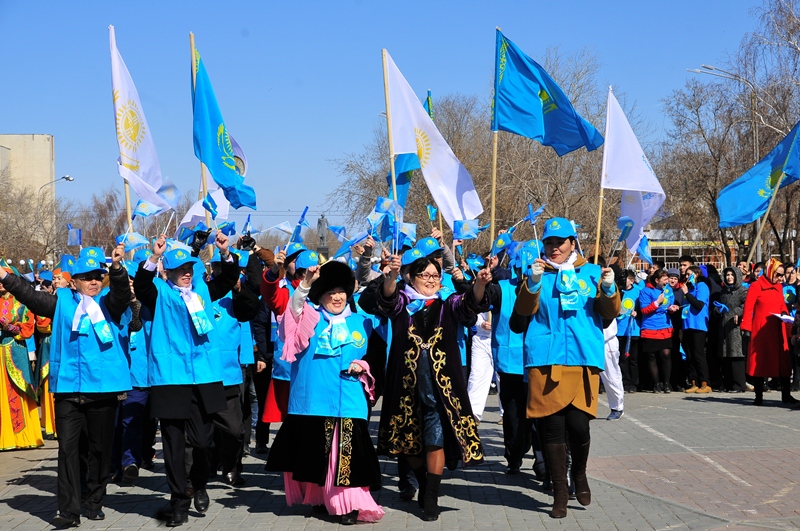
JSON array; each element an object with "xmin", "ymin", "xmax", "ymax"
[
  {"xmin": 328, "ymin": 225, "xmax": 348, "ymax": 243},
  {"xmin": 116, "ymin": 232, "xmax": 150, "ymax": 253},
  {"xmin": 427, "ymin": 205, "xmax": 438, "ymax": 222},
  {"xmin": 453, "ymin": 220, "xmax": 489, "ymax": 240},
  {"xmin": 202, "ymin": 193, "xmax": 218, "ymax": 220}
]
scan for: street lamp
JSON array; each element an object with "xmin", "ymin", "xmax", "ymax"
[
  {"xmin": 687, "ymin": 65, "xmax": 762, "ymax": 261},
  {"xmin": 35, "ymin": 174, "xmax": 74, "ymax": 253}
]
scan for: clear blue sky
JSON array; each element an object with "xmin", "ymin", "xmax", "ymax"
[{"xmin": 0, "ymin": 1, "xmax": 760, "ymax": 232}]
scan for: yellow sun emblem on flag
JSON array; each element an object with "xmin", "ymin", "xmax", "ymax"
[
  {"xmin": 217, "ymin": 124, "xmax": 237, "ymax": 171},
  {"xmin": 415, "ymin": 128, "xmax": 431, "ymax": 169},
  {"xmin": 116, "ymin": 98, "xmax": 146, "ymax": 151}
]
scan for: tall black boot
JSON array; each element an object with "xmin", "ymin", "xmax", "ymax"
[
  {"xmin": 753, "ymin": 377, "xmax": 764, "ymax": 406},
  {"xmin": 413, "ymin": 466, "xmax": 427, "ymax": 510},
  {"xmin": 781, "ymin": 377, "xmax": 798, "ymax": 404},
  {"xmin": 422, "ymin": 473, "xmax": 441, "ymax": 521},
  {"xmin": 544, "ymin": 444, "xmax": 568, "ymax": 518},
  {"xmin": 570, "ymin": 441, "xmax": 591, "ymax": 506}
]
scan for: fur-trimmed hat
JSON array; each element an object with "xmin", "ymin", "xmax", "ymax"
[{"xmin": 308, "ymin": 260, "xmax": 356, "ymax": 305}]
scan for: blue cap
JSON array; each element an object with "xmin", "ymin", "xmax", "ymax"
[
  {"xmin": 285, "ymin": 242, "xmax": 307, "ymax": 261},
  {"xmin": 38, "ymin": 270, "xmax": 53, "ymax": 282},
  {"xmin": 79, "ymin": 246, "xmax": 105, "ymax": 262},
  {"xmin": 295, "ymin": 250, "xmax": 320, "ymax": 270},
  {"xmin": 133, "ymin": 249, "xmax": 152, "ymax": 263},
  {"xmin": 542, "ymin": 217, "xmax": 576, "ymax": 240},
  {"xmin": 163, "ymin": 248, "xmax": 199, "ymax": 270},
  {"xmin": 415, "ymin": 237, "xmax": 443, "ymax": 257},
  {"xmin": 123, "ymin": 260, "xmax": 138, "ymax": 278},
  {"xmin": 210, "ymin": 248, "xmax": 222, "ymax": 263},
  {"xmin": 402, "ymin": 247, "xmax": 426, "ymax": 266},
  {"xmin": 72, "ymin": 256, "xmax": 106, "ymax": 276}
]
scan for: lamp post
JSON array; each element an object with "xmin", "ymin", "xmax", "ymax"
[
  {"xmin": 687, "ymin": 65, "xmax": 762, "ymax": 261},
  {"xmin": 35, "ymin": 174, "xmax": 74, "ymax": 253}
]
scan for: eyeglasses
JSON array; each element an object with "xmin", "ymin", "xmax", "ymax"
[
  {"xmin": 416, "ymin": 273, "xmax": 441, "ymax": 281},
  {"xmin": 75, "ymin": 273, "xmax": 105, "ymax": 282}
]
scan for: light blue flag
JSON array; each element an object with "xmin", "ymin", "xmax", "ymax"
[
  {"xmin": 217, "ymin": 221, "xmax": 236, "ymax": 236},
  {"xmin": 367, "ymin": 211, "xmax": 387, "ymax": 235},
  {"xmin": 116, "ymin": 232, "xmax": 150, "ymax": 253},
  {"xmin": 453, "ymin": 219, "xmax": 489, "ymax": 240},
  {"xmin": 243, "ymin": 214, "xmax": 253, "ymax": 235},
  {"xmin": 192, "ymin": 49, "xmax": 257, "ymax": 210},
  {"xmin": 492, "ymin": 30, "xmax": 604, "ymax": 156},
  {"xmin": 328, "ymin": 225, "xmax": 347, "ymax": 243},
  {"xmin": 289, "ymin": 207, "xmax": 308, "ymax": 244},
  {"xmin": 332, "ymin": 231, "xmax": 369, "ymax": 260},
  {"xmin": 66, "ymin": 224, "xmax": 82, "ymax": 247},
  {"xmin": 133, "ymin": 199, "xmax": 163, "ymax": 218},
  {"xmin": 386, "ymin": 153, "xmax": 421, "ymax": 210},
  {"xmin": 636, "ymin": 235, "xmax": 653, "ymax": 265},
  {"xmin": 375, "ymin": 197, "xmax": 397, "ymax": 215},
  {"xmin": 175, "ymin": 226, "xmax": 196, "ymax": 243},
  {"xmin": 423, "ymin": 90, "xmax": 434, "ymax": 120},
  {"xmin": 427, "ymin": 205, "xmax": 438, "ymax": 222},
  {"xmin": 524, "ymin": 204, "xmax": 547, "ymax": 225},
  {"xmin": 717, "ymin": 120, "xmax": 800, "ymax": 228},
  {"xmin": 490, "ymin": 233, "xmax": 514, "ymax": 257},
  {"xmin": 156, "ymin": 177, "xmax": 182, "ymax": 211},
  {"xmin": 202, "ymin": 193, "xmax": 218, "ymax": 220}
]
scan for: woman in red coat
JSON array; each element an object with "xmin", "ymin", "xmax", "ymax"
[{"xmin": 741, "ymin": 258, "xmax": 795, "ymax": 406}]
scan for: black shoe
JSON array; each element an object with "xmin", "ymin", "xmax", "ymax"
[
  {"xmin": 754, "ymin": 395, "xmax": 763, "ymax": 406},
  {"xmin": 156, "ymin": 506, "xmax": 173, "ymax": 521},
  {"xmin": 505, "ymin": 466, "xmax": 520, "ymax": 475},
  {"xmin": 166, "ymin": 510, "xmax": 188, "ymax": 527},
  {"xmin": 255, "ymin": 445, "xmax": 269, "ymax": 455},
  {"xmin": 653, "ymin": 382, "xmax": 662, "ymax": 393},
  {"xmin": 341, "ymin": 510, "xmax": 359, "ymax": 525},
  {"xmin": 532, "ymin": 462, "xmax": 546, "ymax": 481},
  {"xmin": 53, "ymin": 512, "xmax": 80, "ymax": 528},
  {"xmin": 783, "ymin": 395, "xmax": 799, "ymax": 404},
  {"xmin": 663, "ymin": 383, "xmax": 672, "ymax": 394},
  {"xmin": 122, "ymin": 464, "xmax": 139, "ymax": 483},
  {"xmin": 194, "ymin": 489, "xmax": 210, "ymax": 513},
  {"xmin": 312, "ymin": 504, "xmax": 328, "ymax": 515},
  {"xmin": 224, "ymin": 468, "xmax": 245, "ymax": 487},
  {"xmin": 399, "ymin": 485, "xmax": 417, "ymax": 501},
  {"xmin": 86, "ymin": 508, "xmax": 105, "ymax": 521}
]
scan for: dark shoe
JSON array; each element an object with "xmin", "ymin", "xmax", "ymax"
[
  {"xmin": 782, "ymin": 394, "xmax": 799, "ymax": 404},
  {"xmin": 311, "ymin": 504, "xmax": 328, "ymax": 515},
  {"xmin": 570, "ymin": 441, "xmax": 592, "ymax": 506},
  {"xmin": 754, "ymin": 395, "xmax": 763, "ymax": 406},
  {"xmin": 166, "ymin": 509, "xmax": 188, "ymax": 527},
  {"xmin": 156, "ymin": 505, "xmax": 173, "ymax": 521},
  {"xmin": 86, "ymin": 508, "xmax": 105, "ymax": 521},
  {"xmin": 224, "ymin": 468, "xmax": 245, "ymax": 487},
  {"xmin": 652, "ymin": 382, "xmax": 662, "ymax": 393},
  {"xmin": 255, "ymin": 445, "xmax": 269, "ymax": 455},
  {"xmin": 413, "ymin": 468, "xmax": 427, "ymax": 510},
  {"xmin": 194, "ymin": 489, "xmax": 210, "ymax": 513},
  {"xmin": 341, "ymin": 510, "xmax": 359, "ymax": 525},
  {"xmin": 545, "ymin": 443, "xmax": 569, "ymax": 518},
  {"xmin": 399, "ymin": 485, "xmax": 416, "ymax": 501},
  {"xmin": 122, "ymin": 464, "xmax": 139, "ymax": 483},
  {"xmin": 662, "ymin": 383, "xmax": 672, "ymax": 394},
  {"xmin": 52, "ymin": 512, "xmax": 80, "ymax": 528},
  {"xmin": 606, "ymin": 410, "xmax": 624, "ymax": 421},
  {"xmin": 140, "ymin": 459, "xmax": 155, "ymax": 470},
  {"xmin": 505, "ymin": 466, "xmax": 520, "ymax": 475},
  {"xmin": 532, "ymin": 461, "xmax": 546, "ymax": 481},
  {"xmin": 422, "ymin": 473, "xmax": 441, "ymax": 521}
]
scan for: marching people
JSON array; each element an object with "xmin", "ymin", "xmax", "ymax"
[
  {"xmin": 513, "ymin": 218, "xmax": 620, "ymax": 519},
  {"xmin": 133, "ymin": 233, "xmax": 239, "ymax": 527},
  {"xmin": 0, "ymin": 245, "xmax": 131, "ymax": 527}
]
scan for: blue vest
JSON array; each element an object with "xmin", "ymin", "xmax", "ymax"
[
  {"xmin": 51, "ymin": 289, "xmax": 132, "ymax": 394},
  {"xmin": 240, "ymin": 320, "xmax": 255, "ymax": 365},
  {"xmin": 522, "ymin": 263, "xmax": 610, "ymax": 370},
  {"xmin": 271, "ymin": 280, "xmax": 294, "ymax": 381},
  {"xmin": 441, "ymin": 272, "xmax": 468, "ymax": 365},
  {"xmin": 683, "ymin": 281, "xmax": 709, "ymax": 332},
  {"xmin": 491, "ymin": 279, "xmax": 524, "ymax": 375},
  {"xmin": 211, "ymin": 293, "xmax": 245, "ymax": 387},
  {"xmin": 639, "ymin": 284, "xmax": 674, "ymax": 330},
  {"xmin": 617, "ymin": 282, "xmax": 643, "ymax": 337},
  {"xmin": 149, "ymin": 278, "xmax": 221, "ymax": 386},
  {"xmin": 287, "ymin": 310, "xmax": 373, "ymax": 419},
  {"xmin": 127, "ymin": 305, "xmax": 152, "ymax": 388}
]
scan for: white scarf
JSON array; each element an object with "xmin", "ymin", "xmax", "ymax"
[
  {"xmin": 71, "ymin": 293, "xmax": 113, "ymax": 344},
  {"xmin": 543, "ymin": 251, "xmax": 579, "ymax": 271},
  {"xmin": 168, "ymin": 281, "xmax": 214, "ymax": 336},
  {"xmin": 316, "ymin": 305, "xmax": 353, "ymax": 356}
]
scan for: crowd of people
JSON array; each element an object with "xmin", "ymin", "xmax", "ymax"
[{"xmin": 0, "ymin": 219, "xmax": 794, "ymax": 527}]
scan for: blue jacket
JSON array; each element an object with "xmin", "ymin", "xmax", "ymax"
[
  {"xmin": 126, "ymin": 304, "xmax": 152, "ymax": 388},
  {"xmin": 639, "ymin": 284, "xmax": 674, "ymax": 331},
  {"xmin": 240, "ymin": 320, "xmax": 255, "ymax": 365},
  {"xmin": 683, "ymin": 280, "xmax": 710, "ymax": 332},
  {"xmin": 271, "ymin": 280, "xmax": 294, "ymax": 381},
  {"xmin": 288, "ymin": 309, "xmax": 374, "ymax": 419},
  {"xmin": 617, "ymin": 282, "xmax": 643, "ymax": 337},
  {"xmin": 491, "ymin": 278, "xmax": 524, "ymax": 375},
  {"xmin": 212, "ymin": 293, "xmax": 246, "ymax": 387},
  {"xmin": 519, "ymin": 260, "xmax": 619, "ymax": 370}
]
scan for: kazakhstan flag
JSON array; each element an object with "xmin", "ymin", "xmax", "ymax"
[
  {"xmin": 192, "ymin": 49, "xmax": 256, "ymax": 210},
  {"xmin": 716, "ymin": 120, "xmax": 800, "ymax": 228},
  {"xmin": 492, "ymin": 29, "xmax": 604, "ymax": 156}
]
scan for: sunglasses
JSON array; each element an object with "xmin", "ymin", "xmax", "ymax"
[{"xmin": 74, "ymin": 273, "xmax": 105, "ymax": 282}]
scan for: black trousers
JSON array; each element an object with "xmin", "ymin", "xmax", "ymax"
[
  {"xmin": 618, "ymin": 336, "xmax": 640, "ymax": 389},
  {"xmin": 683, "ymin": 329, "xmax": 709, "ymax": 385},
  {"xmin": 160, "ymin": 388, "xmax": 215, "ymax": 511},
  {"xmin": 252, "ymin": 360, "xmax": 272, "ymax": 447},
  {"xmin": 722, "ymin": 358, "xmax": 747, "ymax": 392},
  {"xmin": 539, "ymin": 405, "xmax": 591, "ymax": 446},
  {"xmin": 498, "ymin": 372, "xmax": 532, "ymax": 468},
  {"xmin": 240, "ymin": 365, "xmax": 256, "ymax": 447},
  {"xmin": 213, "ymin": 386, "xmax": 245, "ymax": 474},
  {"xmin": 54, "ymin": 395, "xmax": 118, "ymax": 517}
]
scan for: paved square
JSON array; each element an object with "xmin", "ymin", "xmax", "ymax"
[{"xmin": 1, "ymin": 390, "xmax": 798, "ymax": 530}]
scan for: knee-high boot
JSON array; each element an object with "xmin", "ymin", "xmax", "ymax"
[
  {"xmin": 570, "ymin": 441, "xmax": 591, "ymax": 506},
  {"xmin": 422, "ymin": 473, "xmax": 441, "ymax": 521},
  {"xmin": 544, "ymin": 444, "xmax": 568, "ymax": 518},
  {"xmin": 781, "ymin": 377, "xmax": 797, "ymax": 404},
  {"xmin": 412, "ymin": 466, "xmax": 427, "ymax": 509}
]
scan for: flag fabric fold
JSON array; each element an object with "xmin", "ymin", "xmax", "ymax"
[
  {"xmin": 174, "ymin": 188, "xmax": 229, "ymax": 239},
  {"xmin": 716, "ymin": 120, "xmax": 800, "ymax": 228},
  {"xmin": 132, "ymin": 199, "xmax": 163, "ymax": 218},
  {"xmin": 385, "ymin": 51, "xmax": 483, "ymax": 228},
  {"xmin": 453, "ymin": 220, "xmax": 489, "ymax": 240},
  {"xmin": 492, "ymin": 29, "xmax": 604, "ymax": 156}
]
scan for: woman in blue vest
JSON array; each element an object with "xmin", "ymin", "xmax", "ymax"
[
  {"xmin": 266, "ymin": 260, "xmax": 386, "ymax": 525},
  {"xmin": 639, "ymin": 269, "xmax": 676, "ymax": 393},
  {"xmin": 513, "ymin": 218, "xmax": 619, "ymax": 519},
  {"xmin": 377, "ymin": 250, "xmax": 491, "ymax": 521},
  {"xmin": 133, "ymin": 233, "xmax": 239, "ymax": 527},
  {"xmin": 0, "ymin": 244, "xmax": 130, "ymax": 527}
]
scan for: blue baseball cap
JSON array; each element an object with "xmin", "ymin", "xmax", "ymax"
[
  {"xmin": 210, "ymin": 248, "xmax": 222, "ymax": 263},
  {"xmin": 162, "ymin": 248, "xmax": 199, "ymax": 270},
  {"xmin": 38, "ymin": 270, "xmax": 53, "ymax": 282},
  {"xmin": 415, "ymin": 237, "xmax": 443, "ymax": 257},
  {"xmin": 542, "ymin": 217, "xmax": 576, "ymax": 240},
  {"xmin": 133, "ymin": 249, "xmax": 152, "ymax": 263},
  {"xmin": 285, "ymin": 242, "xmax": 307, "ymax": 262},
  {"xmin": 79, "ymin": 246, "xmax": 105, "ymax": 262},
  {"xmin": 72, "ymin": 256, "xmax": 106, "ymax": 277},
  {"xmin": 295, "ymin": 250, "xmax": 320, "ymax": 270},
  {"xmin": 402, "ymin": 247, "xmax": 426, "ymax": 266}
]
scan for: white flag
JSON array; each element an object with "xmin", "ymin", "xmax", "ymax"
[
  {"xmin": 109, "ymin": 26, "xmax": 170, "ymax": 210},
  {"xmin": 174, "ymin": 187, "xmax": 229, "ymax": 238},
  {"xmin": 600, "ymin": 88, "xmax": 665, "ymax": 251},
  {"xmin": 385, "ymin": 51, "xmax": 483, "ymax": 229}
]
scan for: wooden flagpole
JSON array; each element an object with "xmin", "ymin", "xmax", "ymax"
[
  {"xmin": 594, "ymin": 86, "xmax": 614, "ymax": 265},
  {"xmin": 489, "ymin": 130, "xmax": 499, "ymax": 238},
  {"xmin": 190, "ymin": 32, "xmax": 211, "ymax": 230},
  {"xmin": 124, "ymin": 183, "xmax": 133, "ymax": 233},
  {"xmin": 382, "ymin": 49, "xmax": 399, "ymax": 256},
  {"xmin": 746, "ymin": 173, "xmax": 784, "ymax": 264}
]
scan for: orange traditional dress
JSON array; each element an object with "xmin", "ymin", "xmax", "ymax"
[
  {"xmin": 0, "ymin": 292, "xmax": 43, "ymax": 450},
  {"xmin": 36, "ymin": 315, "xmax": 56, "ymax": 438}
]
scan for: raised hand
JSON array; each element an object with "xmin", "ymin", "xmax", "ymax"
[{"xmin": 110, "ymin": 244, "xmax": 126, "ymax": 268}]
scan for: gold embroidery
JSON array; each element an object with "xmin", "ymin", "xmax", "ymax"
[
  {"xmin": 337, "ymin": 418, "xmax": 354, "ymax": 486},
  {"xmin": 323, "ymin": 417, "xmax": 335, "ymax": 455}
]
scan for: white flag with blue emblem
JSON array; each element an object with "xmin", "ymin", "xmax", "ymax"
[
  {"xmin": 600, "ymin": 88, "xmax": 665, "ymax": 252},
  {"xmin": 109, "ymin": 26, "xmax": 170, "ymax": 210},
  {"xmin": 384, "ymin": 51, "xmax": 483, "ymax": 229}
]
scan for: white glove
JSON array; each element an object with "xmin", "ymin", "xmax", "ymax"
[
  {"xmin": 601, "ymin": 269, "xmax": 615, "ymax": 288},
  {"xmin": 530, "ymin": 262, "xmax": 544, "ymax": 284}
]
